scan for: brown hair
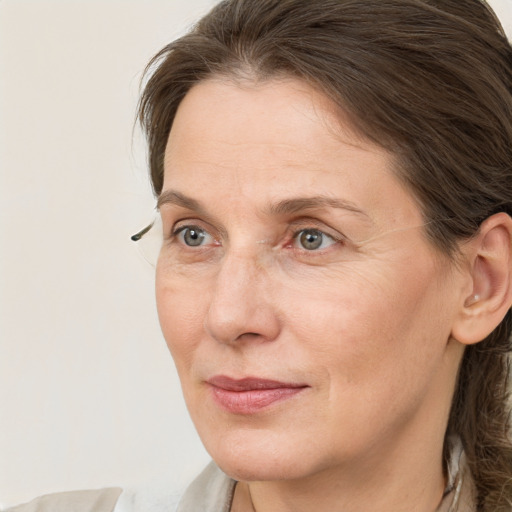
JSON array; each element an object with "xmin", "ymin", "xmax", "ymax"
[{"xmin": 138, "ymin": 0, "xmax": 512, "ymax": 509}]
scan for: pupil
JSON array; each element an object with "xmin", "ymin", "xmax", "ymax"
[{"xmin": 300, "ymin": 230, "xmax": 322, "ymax": 250}]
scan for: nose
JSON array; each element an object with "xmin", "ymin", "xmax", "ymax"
[{"xmin": 204, "ymin": 252, "xmax": 281, "ymax": 345}]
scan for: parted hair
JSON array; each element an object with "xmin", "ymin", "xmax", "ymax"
[{"xmin": 138, "ymin": 1, "xmax": 512, "ymax": 509}]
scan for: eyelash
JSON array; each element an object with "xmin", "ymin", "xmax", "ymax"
[
  {"xmin": 170, "ymin": 221, "xmax": 345, "ymax": 254},
  {"xmin": 172, "ymin": 224, "xmax": 217, "ymax": 248}
]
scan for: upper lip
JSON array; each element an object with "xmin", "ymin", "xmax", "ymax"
[{"xmin": 207, "ymin": 375, "xmax": 308, "ymax": 391}]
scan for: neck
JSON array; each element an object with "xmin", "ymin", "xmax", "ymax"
[{"xmin": 232, "ymin": 436, "xmax": 446, "ymax": 512}]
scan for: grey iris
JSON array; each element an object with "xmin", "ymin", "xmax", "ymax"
[
  {"xmin": 299, "ymin": 229, "xmax": 323, "ymax": 250},
  {"xmin": 184, "ymin": 228, "xmax": 205, "ymax": 246}
]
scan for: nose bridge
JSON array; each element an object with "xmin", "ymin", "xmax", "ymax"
[
  {"xmin": 216, "ymin": 251, "xmax": 258, "ymax": 301},
  {"xmin": 204, "ymin": 247, "xmax": 278, "ymax": 344}
]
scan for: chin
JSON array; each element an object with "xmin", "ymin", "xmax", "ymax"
[
  {"xmin": 215, "ymin": 453, "xmax": 310, "ymax": 482},
  {"xmin": 200, "ymin": 426, "xmax": 328, "ymax": 482}
]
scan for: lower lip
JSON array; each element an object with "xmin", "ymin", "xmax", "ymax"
[{"xmin": 210, "ymin": 386, "xmax": 306, "ymax": 415}]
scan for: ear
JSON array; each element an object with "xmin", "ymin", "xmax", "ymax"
[{"xmin": 451, "ymin": 212, "xmax": 512, "ymax": 345}]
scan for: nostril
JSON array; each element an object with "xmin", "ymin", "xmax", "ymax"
[{"xmin": 235, "ymin": 332, "xmax": 268, "ymax": 343}]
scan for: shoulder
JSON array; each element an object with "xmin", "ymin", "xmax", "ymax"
[
  {"xmin": 5, "ymin": 488, "xmax": 122, "ymax": 512},
  {"xmin": 438, "ymin": 443, "xmax": 477, "ymax": 512},
  {"xmin": 176, "ymin": 461, "xmax": 236, "ymax": 512},
  {"xmin": 111, "ymin": 485, "xmax": 182, "ymax": 512},
  {"xmin": 97, "ymin": 462, "xmax": 233, "ymax": 512},
  {"xmin": 4, "ymin": 463, "xmax": 233, "ymax": 512}
]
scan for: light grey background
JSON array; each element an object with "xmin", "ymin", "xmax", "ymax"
[{"xmin": 0, "ymin": 0, "xmax": 511, "ymax": 508}]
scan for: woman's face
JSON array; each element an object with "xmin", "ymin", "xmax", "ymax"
[{"xmin": 156, "ymin": 78, "xmax": 465, "ymax": 482}]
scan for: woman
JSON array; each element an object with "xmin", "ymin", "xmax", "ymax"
[{"xmin": 9, "ymin": 0, "xmax": 512, "ymax": 511}]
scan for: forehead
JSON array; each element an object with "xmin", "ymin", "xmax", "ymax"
[
  {"xmin": 162, "ymin": 78, "xmax": 422, "ymax": 227},
  {"xmin": 165, "ymin": 77, "xmax": 366, "ymax": 164}
]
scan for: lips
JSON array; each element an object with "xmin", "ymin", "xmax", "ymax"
[{"xmin": 206, "ymin": 376, "xmax": 308, "ymax": 414}]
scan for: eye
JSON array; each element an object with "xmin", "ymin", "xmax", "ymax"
[
  {"xmin": 294, "ymin": 229, "xmax": 337, "ymax": 251},
  {"xmin": 175, "ymin": 226, "xmax": 214, "ymax": 247}
]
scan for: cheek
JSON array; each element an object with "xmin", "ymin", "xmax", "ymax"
[
  {"xmin": 283, "ymin": 282, "xmax": 390, "ymax": 388},
  {"xmin": 155, "ymin": 273, "xmax": 209, "ymax": 369},
  {"xmin": 279, "ymin": 267, "xmax": 453, "ymax": 446},
  {"xmin": 282, "ymin": 259, "xmax": 451, "ymax": 385}
]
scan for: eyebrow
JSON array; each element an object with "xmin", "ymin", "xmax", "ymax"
[
  {"xmin": 157, "ymin": 190, "xmax": 370, "ymax": 220},
  {"xmin": 266, "ymin": 196, "xmax": 370, "ymax": 219},
  {"xmin": 157, "ymin": 190, "xmax": 206, "ymax": 213}
]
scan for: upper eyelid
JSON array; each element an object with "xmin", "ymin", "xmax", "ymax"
[
  {"xmin": 171, "ymin": 225, "xmax": 219, "ymax": 251},
  {"xmin": 165, "ymin": 217, "xmax": 347, "ymax": 244},
  {"xmin": 291, "ymin": 228, "xmax": 337, "ymax": 241},
  {"xmin": 288, "ymin": 228, "xmax": 344, "ymax": 253},
  {"xmin": 288, "ymin": 215, "xmax": 343, "ymax": 229},
  {"xmin": 288, "ymin": 220, "xmax": 347, "ymax": 242},
  {"xmin": 168, "ymin": 218, "xmax": 218, "ymax": 237},
  {"xmin": 172, "ymin": 222, "xmax": 208, "ymax": 233},
  {"xmin": 168, "ymin": 217, "xmax": 227, "ymax": 240}
]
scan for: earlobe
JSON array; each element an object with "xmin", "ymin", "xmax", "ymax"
[{"xmin": 451, "ymin": 213, "xmax": 512, "ymax": 346}]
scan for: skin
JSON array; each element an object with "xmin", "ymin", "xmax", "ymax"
[{"xmin": 156, "ymin": 78, "xmax": 471, "ymax": 512}]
